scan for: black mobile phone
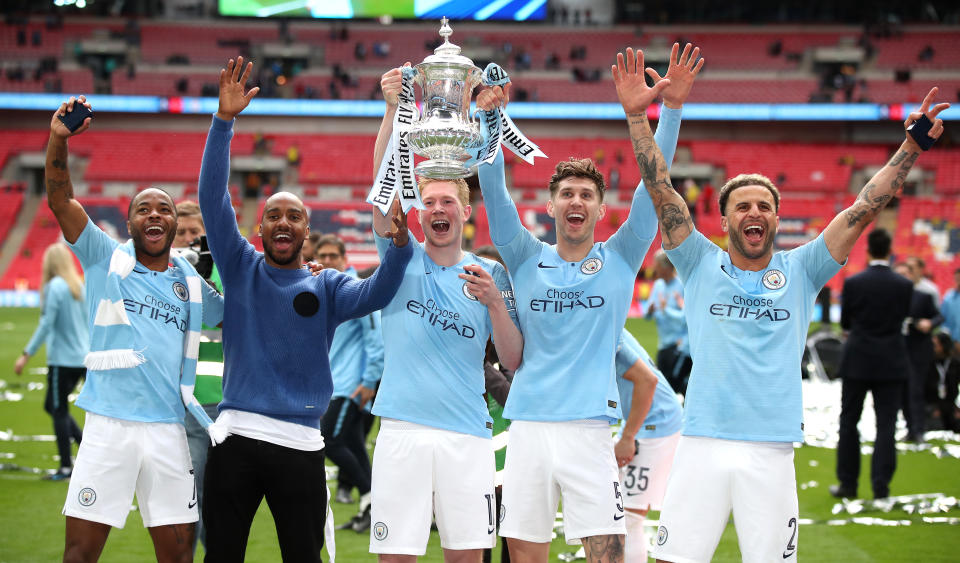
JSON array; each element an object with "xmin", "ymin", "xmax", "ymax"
[
  {"xmin": 907, "ymin": 114, "xmax": 936, "ymax": 151},
  {"xmin": 57, "ymin": 102, "xmax": 93, "ymax": 133}
]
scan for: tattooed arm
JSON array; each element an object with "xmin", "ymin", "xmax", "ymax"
[
  {"xmin": 46, "ymin": 96, "xmax": 92, "ymax": 244},
  {"xmin": 613, "ymin": 48, "xmax": 692, "ymax": 249},
  {"xmin": 823, "ymin": 87, "xmax": 949, "ymax": 263}
]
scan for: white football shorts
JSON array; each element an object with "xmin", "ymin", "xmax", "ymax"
[
  {"xmin": 369, "ymin": 419, "xmax": 496, "ymax": 555},
  {"xmin": 618, "ymin": 430, "xmax": 681, "ymax": 511},
  {"xmin": 499, "ymin": 420, "xmax": 626, "ymax": 545},
  {"xmin": 63, "ymin": 412, "xmax": 198, "ymax": 528},
  {"xmin": 650, "ymin": 436, "xmax": 799, "ymax": 563}
]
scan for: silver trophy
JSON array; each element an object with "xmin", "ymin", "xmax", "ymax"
[{"xmin": 408, "ymin": 18, "xmax": 484, "ymax": 179}]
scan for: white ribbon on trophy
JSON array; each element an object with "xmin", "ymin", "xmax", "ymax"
[
  {"xmin": 473, "ymin": 63, "xmax": 547, "ymax": 166},
  {"xmin": 367, "ymin": 66, "xmax": 422, "ymax": 215}
]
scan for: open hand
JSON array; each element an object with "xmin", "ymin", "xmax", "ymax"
[
  {"xmin": 612, "ymin": 48, "xmax": 671, "ymax": 116},
  {"xmin": 217, "ymin": 57, "xmax": 260, "ymax": 121},
  {"xmin": 14, "ymin": 354, "xmax": 28, "ymax": 375},
  {"xmin": 50, "ymin": 95, "xmax": 92, "ymax": 139},
  {"xmin": 646, "ymin": 43, "xmax": 704, "ymax": 109},
  {"xmin": 904, "ymin": 87, "xmax": 949, "ymax": 149}
]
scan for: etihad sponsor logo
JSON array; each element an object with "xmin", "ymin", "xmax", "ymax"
[
  {"xmin": 123, "ymin": 296, "xmax": 186, "ymax": 331},
  {"xmin": 529, "ymin": 288, "xmax": 605, "ymax": 313},
  {"xmin": 406, "ymin": 299, "xmax": 476, "ymax": 338},
  {"xmin": 709, "ymin": 295, "xmax": 790, "ymax": 322}
]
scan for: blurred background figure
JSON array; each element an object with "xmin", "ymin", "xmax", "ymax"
[
  {"xmin": 893, "ymin": 261, "xmax": 942, "ymax": 443},
  {"xmin": 302, "ymin": 231, "xmax": 322, "ymax": 263},
  {"xmin": 833, "ymin": 229, "xmax": 912, "ymax": 500},
  {"xmin": 317, "ymin": 235, "xmax": 383, "ymax": 533},
  {"xmin": 644, "ymin": 251, "xmax": 691, "ymax": 394},
  {"xmin": 173, "ymin": 199, "xmax": 224, "ymax": 555},
  {"xmin": 930, "ymin": 332, "xmax": 959, "ymax": 432},
  {"xmin": 943, "ymin": 268, "xmax": 960, "ymax": 355},
  {"xmin": 13, "ymin": 242, "xmax": 88, "ymax": 481}
]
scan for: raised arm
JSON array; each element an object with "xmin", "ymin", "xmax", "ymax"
[
  {"xmin": 823, "ymin": 87, "xmax": 949, "ymax": 263},
  {"xmin": 198, "ymin": 58, "xmax": 259, "ymax": 266},
  {"xmin": 46, "ymin": 96, "xmax": 92, "ymax": 243},
  {"xmin": 613, "ymin": 48, "xmax": 692, "ymax": 250},
  {"xmin": 372, "ymin": 65, "xmax": 407, "ymax": 236}
]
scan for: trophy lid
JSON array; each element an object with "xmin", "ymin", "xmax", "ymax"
[{"xmin": 421, "ymin": 17, "xmax": 477, "ymax": 68}]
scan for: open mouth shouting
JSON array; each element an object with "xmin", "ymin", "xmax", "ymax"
[
  {"xmin": 431, "ymin": 218, "xmax": 451, "ymax": 235},
  {"xmin": 743, "ymin": 223, "xmax": 765, "ymax": 244},
  {"xmin": 566, "ymin": 212, "xmax": 586, "ymax": 227},
  {"xmin": 272, "ymin": 231, "xmax": 294, "ymax": 252},
  {"xmin": 144, "ymin": 224, "xmax": 166, "ymax": 243}
]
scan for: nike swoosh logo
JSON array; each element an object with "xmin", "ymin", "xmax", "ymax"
[
  {"xmin": 488, "ymin": 527, "xmax": 495, "ymax": 534},
  {"xmin": 537, "ymin": 262, "xmax": 558, "ymax": 268},
  {"xmin": 188, "ymin": 501, "xmax": 197, "ymax": 509},
  {"xmin": 783, "ymin": 550, "xmax": 795, "ymax": 559},
  {"xmin": 720, "ymin": 264, "xmax": 737, "ymax": 279},
  {"xmin": 613, "ymin": 514, "xmax": 624, "ymax": 521},
  {"xmin": 626, "ymin": 491, "xmax": 642, "ymax": 496}
]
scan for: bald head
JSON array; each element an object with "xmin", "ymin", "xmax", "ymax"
[
  {"xmin": 128, "ymin": 187, "xmax": 176, "ymax": 220},
  {"xmin": 259, "ymin": 191, "xmax": 310, "ymax": 269},
  {"xmin": 261, "ymin": 191, "xmax": 307, "ymax": 223}
]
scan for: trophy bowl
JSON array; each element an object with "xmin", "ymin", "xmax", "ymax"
[{"xmin": 408, "ymin": 18, "xmax": 484, "ymax": 179}]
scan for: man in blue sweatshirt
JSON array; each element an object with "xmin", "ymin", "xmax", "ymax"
[{"xmin": 198, "ymin": 57, "xmax": 413, "ymax": 562}]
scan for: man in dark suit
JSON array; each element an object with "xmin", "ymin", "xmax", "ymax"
[
  {"xmin": 832, "ymin": 229, "xmax": 913, "ymax": 499},
  {"xmin": 893, "ymin": 261, "xmax": 943, "ymax": 443}
]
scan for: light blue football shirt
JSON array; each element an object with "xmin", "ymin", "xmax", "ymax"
[
  {"xmin": 329, "ymin": 267, "xmax": 384, "ymax": 399},
  {"xmin": 646, "ymin": 276, "xmax": 688, "ymax": 352},
  {"xmin": 615, "ymin": 329, "xmax": 683, "ymax": 439},
  {"xmin": 371, "ymin": 234, "xmax": 518, "ymax": 438},
  {"xmin": 477, "ymin": 105, "xmax": 682, "ymax": 422},
  {"xmin": 666, "ymin": 230, "xmax": 842, "ymax": 442},
  {"xmin": 25, "ymin": 276, "xmax": 89, "ymax": 367},
  {"xmin": 68, "ymin": 219, "xmax": 224, "ymax": 424}
]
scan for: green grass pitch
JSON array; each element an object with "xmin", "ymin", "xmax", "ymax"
[{"xmin": 1, "ymin": 308, "xmax": 958, "ymax": 561}]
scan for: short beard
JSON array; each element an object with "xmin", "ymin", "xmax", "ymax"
[
  {"xmin": 728, "ymin": 229, "xmax": 774, "ymax": 261},
  {"xmin": 130, "ymin": 229, "xmax": 175, "ymax": 258},
  {"xmin": 264, "ymin": 239, "xmax": 305, "ymax": 266}
]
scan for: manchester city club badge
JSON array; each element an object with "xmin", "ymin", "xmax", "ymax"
[{"xmin": 762, "ymin": 269, "xmax": 786, "ymax": 290}]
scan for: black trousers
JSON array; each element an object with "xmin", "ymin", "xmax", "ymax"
[
  {"xmin": 45, "ymin": 366, "xmax": 84, "ymax": 468},
  {"xmin": 320, "ymin": 397, "xmax": 372, "ymax": 495},
  {"xmin": 656, "ymin": 344, "xmax": 692, "ymax": 395},
  {"xmin": 203, "ymin": 434, "xmax": 327, "ymax": 562},
  {"xmin": 903, "ymin": 342, "xmax": 931, "ymax": 437},
  {"xmin": 836, "ymin": 378, "xmax": 902, "ymax": 498}
]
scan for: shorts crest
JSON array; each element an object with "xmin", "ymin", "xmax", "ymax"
[{"xmin": 78, "ymin": 487, "xmax": 97, "ymax": 507}]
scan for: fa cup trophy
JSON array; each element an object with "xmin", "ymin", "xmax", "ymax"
[{"xmin": 407, "ymin": 18, "xmax": 484, "ymax": 179}]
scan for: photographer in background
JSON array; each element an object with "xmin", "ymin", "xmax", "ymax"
[{"xmin": 173, "ymin": 199, "xmax": 222, "ymax": 555}]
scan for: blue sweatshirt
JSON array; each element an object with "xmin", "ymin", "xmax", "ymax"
[
  {"xmin": 198, "ymin": 115, "xmax": 412, "ymax": 428},
  {"xmin": 25, "ymin": 276, "xmax": 89, "ymax": 367}
]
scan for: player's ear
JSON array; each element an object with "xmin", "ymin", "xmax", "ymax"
[
  {"xmin": 598, "ymin": 202, "xmax": 607, "ymax": 221},
  {"xmin": 256, "ymin": 223, "xmax": 262, "ymax": 237},
  {"xmin": 546, "ymin": 199, "xmax": 555, "ymax": 219},
  {"xmin": 463, "ymin": 204, "xmax": 472, "ymax": 221},
  {"xmin": 720, "ymin": 217, "xmax": 728, "ymax": 232},
  {"xmin": 774, "ymin": 216, "xmax": 780, "ymax": 234}
]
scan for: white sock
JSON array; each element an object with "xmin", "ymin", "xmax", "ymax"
[
  {"xmin": 624, "ymin": 510, "xmax": 648, "ymax": 562},
  {"xmin": 358, "ymin": 491, "xmax": 372, "ymax": 513}
]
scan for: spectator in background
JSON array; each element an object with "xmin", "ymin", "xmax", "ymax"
[
  {"xmin": 317, "ymin": 235, "xmax": 384, "ymax": 534},
  {"xmin": 893, "ymin": 261, "xmax": 942, "ymax": 443},
  {"xmin": 301, "ymin": 231, "xmax": 321, "ymax": 263},
  {"xmin": 172, "ymin": 200, "xmax": 224, "ymax": 555},
  {"xmin": 907, "ymin": 256, "xmax": 940, "ymax": 301},
  {"xmin": 833, "ymin": 230, "xmax": 913, "ymax": 500},
  {"xmin": 14, "ymin": 242, "xmax": 88, "ymax": 481},
  {"xmin": 942, "ymin": 268, "xmax": 960, "ymax": 353},
  {"xmin": 931, "ymin": 332, "xmax": 959, "ymax": 432},
  {"xmin": 645, "ymin": 251, "xmax": 691, "ymax": 394}
]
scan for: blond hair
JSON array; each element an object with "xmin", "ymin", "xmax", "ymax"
[
  {"xmin": 42, "ymin": 243, "xmax": 83, "ymax": 302},
  {"xmin": 418, "ymin": 177, "xmax": 470, "ymax": 207},
  {"xmin": 176, "ymin": 200, "xmax": 204, "ymax": 226}
]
